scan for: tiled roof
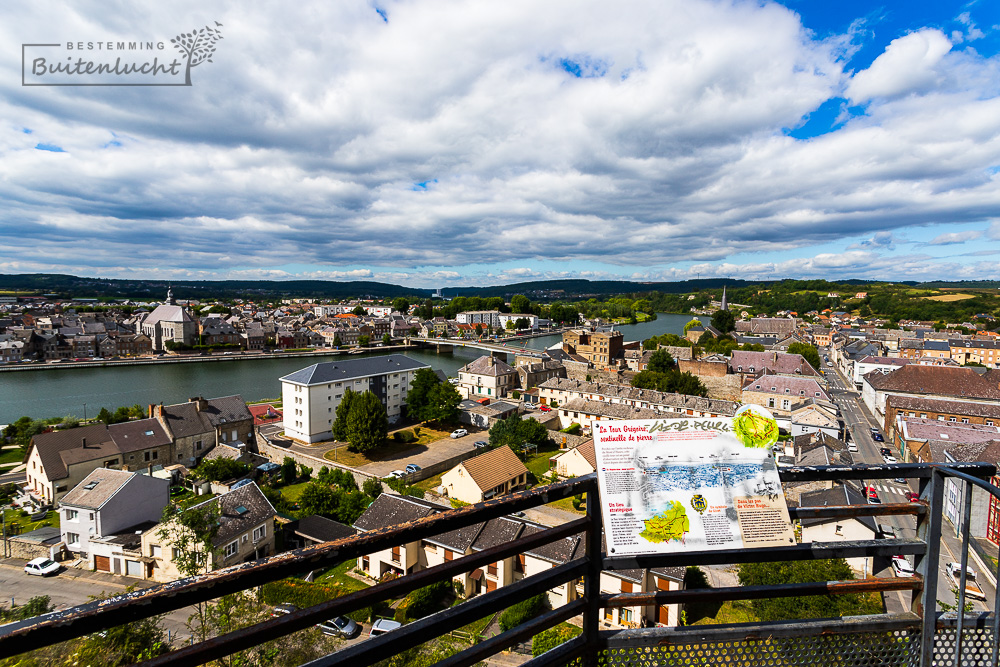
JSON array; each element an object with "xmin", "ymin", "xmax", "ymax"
[
  {"xmin": 159, "ymin": 403, "xmax": 214, "ymax": 439},
  {"xmin": 457, "ymin": 446, "xmax": 528, "ymax": 493},
  {"xmin": 59, "ymin": 468, "xmax": 134, "ymax": 509},
  {"xmin": 426, "ymin": 521, "xmax": 486, "ymax": 552},
  {"xmin": 866, "ymin": 365, "xmax": 1000, "ymax": 401},
  {"xmin": 109, "ymin": 418, "xmax": 172, "ymax": 453},
  {"xmin": 294, "ymin": 515, "xmax": 357, "ymax": 543},
  {"xmin": 353, "ymin": 493, "xmax": 447, "ymax": 532},
  {"xmin": 201, "ymin": 395, "xmax": 253, "ymax": 428},
  {"xmin": 521, "ymin": 522, "xmax": 583, "ymax": 563},
  {"xmin": 459, "ymin": 355, "xmax": 517, "ymax": 376},
  {"xmin": 539, "ymin": 378, "xmax": 737, "ymax": 416},
  {"xmin": 742, "ymin": 374, "xmax": 830, "ymax": 401},
  {"xmin": 900, "ymin": 418, "xmax": 1000, "ymax": 444},
  {"xmin": 30, "ymin": 424, "xmax": 115, "ymax": 481},
  {"xmin": 280, "ymin": 355, "xmax": 430, "ymax": 385},
  {"xmin": 799, "ymin": 484, "xmax": 876, "ymax": 532},
  {"xmin": 470, "ymin": 517, "xmax": 524, "ymax": 551},
  {"xmin": 886, "ymin": 395, "xmax": 1000, "ymax": 419},
  {"xmin": 189, "ymin": 483, "xmax": 276, "ymax": 547},
  {"xmin": 729, "ymin": 351, "xmax": 820, "ymax": 377},
  {"xmin": 561, "ymin": 398, "xmax": 662, "ymax": 421}
]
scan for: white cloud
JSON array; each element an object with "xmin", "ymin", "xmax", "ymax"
[
  {"xmin": 846, "ymin": 29, "xmax": 952, "ymax": 103},
  {"xmin": 0, "ymin": 2, "xmax": 998, "ymax": 284},
  {"xmin": 927, "ymin": 230, "xmax": 982, "ymax": 245}
]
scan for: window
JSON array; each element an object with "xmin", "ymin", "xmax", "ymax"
[
  {"xmin": 150, "ymin": 544, "xmax": 162, "ymax": 558},
  {"xmin": 224, "ymin": 541, "xmax": 239, "ymax": 558},
  {"xmin": 988, "ymin": 420, "xmax": 994, "ymax": 426},
  {"xmin": 949, "ymin": 417, "xmax": 956, "ymax": 422},
  {"xmin": 391, "ymin": 546, "xmax": 401, "ymax": 564},
  {"xmin": 962, "ymin": 418, "xmax": 970, "ymax": 424},
  {"xmin": 67, "ymin": 532, "xmax": 80, "ymax": 545},
  {"xmin": 66, "ymin": 509, "xmax": 78, "ymax": 520},
  {"xmin": 487, "ymin": 562, "xmax": 497, "ymax": 576},
  {"xmin": 253, "ymin": 525, "xmax": 266, "ymax": 541}
]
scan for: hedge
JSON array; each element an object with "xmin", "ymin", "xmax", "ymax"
[
  {"xmin": 262, "ymin": 578, "xmax": 372, "ymax": 623},
  {"xmin": 498, "ymin": 593, "xmax": 549, "ymax": 632}
]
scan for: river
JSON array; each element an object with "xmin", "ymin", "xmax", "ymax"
[{"xmin": 0, "ymin": 313, "xmax": 692, "ymax": 423}]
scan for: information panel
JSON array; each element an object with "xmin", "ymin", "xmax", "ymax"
[{"xmin": 594, "ymin": 405, "xmax": 795, "ymax": 556}]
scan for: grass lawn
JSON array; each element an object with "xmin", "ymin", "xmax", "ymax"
[
  {"xmin": 2, "ymin": 508, "xmax": 60, "ymax": 534},
  {"xmin": 316, "ymin": 559, "xmax": 371, "ymax": 593},
  {"xmin": 0, "ymin": 447, "xmax": 24, "ymax": 465},
  {"xmin": 279, "ymin": 481, "xmax": 311, "ymax": 503},
  {"xmin": 690, "ymin": 599, "xmax": 759, "ymax": 625},
  {"xmin": 323, "ymin": 425, "xmax": 453, "ymax": 467},
  {"xmin": 174, "ymin": 491, "xmax": 217, "ymax": 509},
  {"xmin": 412, "ymin": 472, "xmax": 445, "ymax": 493}
]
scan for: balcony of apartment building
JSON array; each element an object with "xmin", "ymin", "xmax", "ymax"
[{"xmin": 1, "ymin": 462, "xmax": 999, "ymax": 667}]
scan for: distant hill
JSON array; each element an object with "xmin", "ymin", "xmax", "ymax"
[
  {"xmin": 0, "ymin": 273, "xmax": 918, "ymax": 302},
  {"xmin": 916, "ymin": 281, "xmax": 1000, "ymax": 289}
]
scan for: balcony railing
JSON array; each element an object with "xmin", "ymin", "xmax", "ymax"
[{"xmin": 1, "ymin": 461, "xmax": 998, "ymax": 666}]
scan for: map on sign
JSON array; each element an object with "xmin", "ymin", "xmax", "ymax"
[{"xmin": 594, "ymin": 408, "xmax": 794, "ymax": 556}]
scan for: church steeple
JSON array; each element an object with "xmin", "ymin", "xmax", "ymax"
[
  {"xmin": 165, "ymin": 285, "xmax": 175, "ymax": 305},
  {"xmin": 721, "ymin": 285, "xmax": 728, "ymax": 312}
]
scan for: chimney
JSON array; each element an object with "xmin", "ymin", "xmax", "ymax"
[{"xmin": 148, "ymin": 404, "xmax": 156, "ymax": 419}]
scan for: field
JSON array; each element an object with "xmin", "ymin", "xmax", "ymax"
[
  {"xmin": 921, "ymin": 293, "xmax": 975, "ymax": 302},
  {"xmin": 323, "ymin": 425, "xmax": 452, "ymax": 467}
]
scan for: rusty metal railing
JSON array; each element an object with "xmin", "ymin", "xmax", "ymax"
[{"xmin": 0, "ymin": 462, "xmax": 996, "ymax": 667}]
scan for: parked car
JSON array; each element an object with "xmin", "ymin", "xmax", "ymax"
[
  {"xmin": 317, "ymin": 615, "xmax": 361, "ymax": 639},
  {"xmin": 905, "ymin": 491, "xmax": 920, "ymax": 502},
  {"xmin": 384, "ymin": 470, "xmax": 405, "ymax": 480},
  {"xmin": 405, "ymin": 464, "xmax": 421, "ymax": 474},
  {"xmin": 872, "ymin": 432, "xmax": 884, "ymax": 442},
  {"xmin": 876, "ymin": 522, "xmax": 896, "ymax": 539},
  {"xmin": 883, "ymin": 456, "xmax": 898, "ymax": 464},
  {"xmin": 473, "ymin": 440, "xmax": 490, "ymax": 449},
  {"xmin": 450, "ymin": 429, "xmax": 468, "ymax": 439},
  {"xmin": 24, "ymin": 557, "xmax": 61, "ymax": 577},
  {"xmin": 369, "ymin": 618, "xmax": 402, "ymax": 637},
  {"xmin": 891, "ymin": 556, "xmax": 914, "ymax": 578},
  {"xmin": 865, "ymin": 486, "xmax": 881, "ymax": 504},
  {"xmin": 879, "ymin": 448, "xmax": 892, "ymax": 457},
  {"xmin": 538, "ymin": 405, "xmax": 552, "ymax": 412},
  {"xmin": 271, "ymin": 603, "xmax": 298, "ymax": 617}
]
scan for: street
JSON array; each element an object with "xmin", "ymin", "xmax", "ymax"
[
  {"xmin": 0, "ymin": 560, "xmax": 196, "ymax": 644},
  {"xmin": 821, "ymin": 348, "xmax": 997, "ymax": 613}
]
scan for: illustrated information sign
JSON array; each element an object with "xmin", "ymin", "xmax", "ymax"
[{"xmin": 594, "ymin": 405, "xmax": 795, "ymax": 555}]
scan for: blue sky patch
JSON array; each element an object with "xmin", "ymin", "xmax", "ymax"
[
  {"xmin": 412, "ymin": 179, "xmax": 438, "ymax": 190},
  {"xmin": 34, "ymin": 143, "xmax": 65, "ymax": 152},
  {"xmin": 374, "ymin": 6, "xmax": 388, "ymax": 22},
  {"xmin": 556, "ymin": 55, "xmax": 608, "ymax": 79}
]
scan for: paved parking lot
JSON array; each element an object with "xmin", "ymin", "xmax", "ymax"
[{"xmin": 357, "ymin": 429, "xmax": 487, "ymax": 478}]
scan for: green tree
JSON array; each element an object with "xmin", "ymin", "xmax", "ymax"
[
  {"xmin": 406, "ymin": 368, "xmax": 442, "ymax": 421},
  {"xmin": 489, "ymin": 415, "xmax": 551, "ymax": 451},
  {"xmin": 510, "ymin": 294, "xmax": 531, "ymax": 314},
  {"xmin": 332, "ymin": 334, "xmax": 342, "ymax": 347},
  {"xmin": 157, "ymin": 502, "xmax": 221, "ymax": 641},
  {"xmin": 351, "ymin": 305, "xmax": 367, "ymax": 317},
  {"xmin": 392, "ymin": 297, "xmax": 410, "ymax": 314},
  {"xmin": 647, "ymin": 348, "xmax": 675, "ymax": 373},
  {"xmin": 193, "ymin": 458, "xmax": 251, "ymax": 482},
  {"xmin": 358, "ymin": 334, "xmax": 371, "ymax": 347},
  {"xmin": 474, "ymin": 323, "xmax": 483, "ymax": 337},
  {"xmin": 787, "ymin": 342, "xmax": 821, "ymax": 370},
  {"xmin": 96, "ymin": 407, "xmax": 114, "ymax": 424},
  {"xmin": 427, "ymin": 381, "xmax": 462, "ymax": 423},
  {"xmin": 299, "ymin": 482, "xmax": 340, "ymax": 516},
  {"xmin": 363, "ymin": 478, "xmax": 383, "ymax": 499},
  {"xmin": 737, "ymin": 559, "xmax": 882, "ymax": 621},
  {"xmin": 382, "ymin": 333, "xmax": 392, "ymax": 346},
  {"xmin": 332, "ymin": 388, "xmax": 358, "ymax": 440},
  {"xmin": 281, "ymin": 456, "xmax": 297, "ymax": 485},
  {"xmin": 532, "ymin": 625, "xmax": 582, "ymax": 657},
  {"xmin": 73, "ymin": 590, "xmax": 168, "ymax": 665},
  {"xmin": 711, "ymin": 309, "xmax": 736, "ymax": 334},
  {"xmin": 683, "ymin": 318, "xmax": 702, "ymax": 334},
  {"xmin": 346, "ymin": 391, "xmax": 389, "ymax": 453}
]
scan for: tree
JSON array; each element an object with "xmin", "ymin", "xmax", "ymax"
[
  {"xmin": 474, "ymin": 323, "xmax": 483, "ymax": 337},
  {"xmin": 193, "ymin": 458, "xmax": 251, "ymax": 482},
  {"xmin": 489, "ymin": 415, "xmax": 551, "ymax": 451},
  {"xmin": 510, "ymin": 294, "xmax": 531, "ymax": 314},
  {"xmin": 96, "ymin": 407, "xmax": 114, "ymax": 424},
  {"xmin": 428, "ymin": 380, "xmax": 462, "ymax": 423},
  {"xmin": 358, "ymin": 334, "xmax": 371, "ymax": 347},
  {"xmin": 332, "ymin": 388, "xmax": 358, "ymax": 440},
  {"xmin": 281, "ymin": 456, "xmax": 297, "ymax": 485},
  {"xmin": 157, "ymin": 502, "xmax": 221, "ymax": 640},
  {"xmin": 382, "ymin": 333, "xmax": 392, "ymax": 346},
  {"xmin": 299, "ymin": 482, "xmax": 340, "ymax": 516},
  {"xmin": 711, "ymin": 309, "xmax": 736, "ymax": 334},
  {"xmin": 392, "ymin": 297, "xmax": 410, "ymax": 314},
  {"xmin": 737, "ymin": 559, "xmax": 882, "ymax": 621},
  {"xmin": 332, "ymin": 334, "xmax": 342, "ymax": 348},
  {"xmin": 683, "ymin": 318, "xmax": 702, "ymax": 334},
  {"xmin": 532, "ymin": 625, "xmax": 582, "ymax": 657},
  {"xmin": 363, "ymin": 478, "xmax": 383, "ymax": 499},
  {"xmin": 787, "ymin": 342, "xmax": 821, "ymax": 370},
  {"xmin": 352, "ymin": 305, "xmax": 367, "ymax": 317},
  {"xmin": 514, "ymin": 317, "xmax": 529, "ymax": 330},
  {"xmin": 346, "ymin": 391, "xmax": 389, "ymax": 453},
  {"xmin": 422, "ymin": 298, "xmax": 435, "ymax": 319},
  {"xmin": 73, "ymin": 590, "xmax": 168, "ymax": 665},
  {"xmin": 630, "ymin": 369, "xmax": 708, "ymax": 397},
  {"xmin": 647, "ymin": 348, "xmax": 675, "ymax": 373},
  {"xmin": 406, "ymin": 368, "xmax": 442, "ymax": 421}
]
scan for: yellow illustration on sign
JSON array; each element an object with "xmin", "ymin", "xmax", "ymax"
[
  {"xmin": 639, "ymin": 500, "xmax": 690, "ymax": 543},
  {"xmin": 732, "ymin": 405, "xmax": 779, "ymax": 449}
]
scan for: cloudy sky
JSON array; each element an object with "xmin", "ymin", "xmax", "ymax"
[{"xmin": 3, "ymin": 0, "xmax": 1000, "ymax": 287}]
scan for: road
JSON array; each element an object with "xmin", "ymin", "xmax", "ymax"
[
  {"xmin": 820, "ymin": 347, "xmax": 996, "ymax": 613},
  {"xmin": 0, "ymin": 559, "xmax": 195, "ymax": 643}
]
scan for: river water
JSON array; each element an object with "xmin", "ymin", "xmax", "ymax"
[{"xmin": 0, "ymin": 313, "xmax": 692, "ymax": 423}]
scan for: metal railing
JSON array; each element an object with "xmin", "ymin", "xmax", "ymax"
[{"xmin": 0, "ymin": 461, "xmax": 998, "ymax": 666}]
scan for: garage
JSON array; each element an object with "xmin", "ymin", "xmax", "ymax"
[
  {"xmin": 125, "ymin": 560, "xmax": 143, "ymax": 577},
  {"xmin": 95, "ymin": 555, "xmax": 110, "ymax": 572}
]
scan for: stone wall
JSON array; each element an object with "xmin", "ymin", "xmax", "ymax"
[
  {"xmin": 697, "ymin": 374, "xmax": 744, "ymax": 402},
  {"xmin": 3, "ymin": 536, "xmax": 69, "ymax": 562},
  {"xmin": 678, "ymin": 359, "xmax": 729, "ymax": 377},
  {"xmin": 564, "ymin": 364, "xmax": 631, "ymax": 385},
  {"xmin": 256, "ymin": 439, "xmax": 376, "ymax": 490}
]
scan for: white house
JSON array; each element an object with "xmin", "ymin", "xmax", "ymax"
[{"xmin": 280, "ymin": 355, "xmax": 430, "ymax": 443}]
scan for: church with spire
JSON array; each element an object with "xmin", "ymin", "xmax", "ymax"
[
  {"xmin": 720, "ymin": 286, "xmax": 728, "ymax": 312},
  {"xmin": 135, "ymin": 287, "xmax": 197, "ymax": 351}
]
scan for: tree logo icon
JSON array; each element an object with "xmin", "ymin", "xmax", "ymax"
[{"xmin": 170, "ymin": 23, "xmax": 223, "ymax": 86}]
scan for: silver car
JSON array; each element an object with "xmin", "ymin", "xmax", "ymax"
[{"xmin": 317, "ymin": 616, "xmax": 360, "ymax": 639}]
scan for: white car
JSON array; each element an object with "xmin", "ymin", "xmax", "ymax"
[
  {"xmin": 24, "ymin": 557, "xmax": 61, "ymax": 577},
  {"xmin": 883, "ymin": 456, "xmax": 898, "ymax": 464},
  {"xmin": 450, "ymin": 429, "xmax": 468, "ymax": 439},
  {"xmin": 891, "ymin": 556, "xmax": 914, "ymax": 578}
]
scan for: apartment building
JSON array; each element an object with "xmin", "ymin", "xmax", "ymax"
[{"xmin": 280, "ymin": 355, "xmax": 430, "ymax": 443}]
